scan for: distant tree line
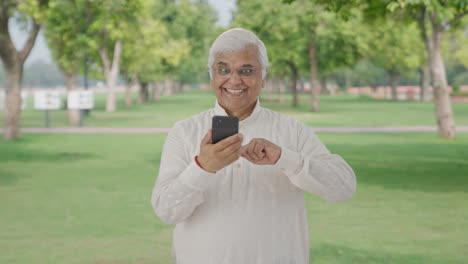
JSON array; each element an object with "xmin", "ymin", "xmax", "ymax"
[{"xmin": 2, "ymin": 53, "xmax": 466, "ymax": 91}]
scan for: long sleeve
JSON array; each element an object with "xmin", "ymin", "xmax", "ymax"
[
  {"xmin": 151, "ymin": 125, "xmax": 216, "ymax": 224},
  {"xmin": 276, "ymin": 124, "xmax": 356, "ymax": 202}
]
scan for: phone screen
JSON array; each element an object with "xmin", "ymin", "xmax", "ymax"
[{"xmin": 211, "ymin": 116, "xmax": 239, "ymax": 144}]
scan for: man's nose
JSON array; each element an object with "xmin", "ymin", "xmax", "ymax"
[{"xmin": 227, "ymin": 70, "xmax": 242, "ymax": 85}]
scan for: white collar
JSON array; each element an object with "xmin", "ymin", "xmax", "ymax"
[{"xmin": 213, "ymin": 99, "xmax": 262, "ymax": 127}]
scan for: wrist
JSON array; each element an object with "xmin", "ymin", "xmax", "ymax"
[
  {"xmin": 273, "ymin": 147, "xmax": 282, "ymax": 164},
  {"xmin": 195, "ymin": 155, "xmax": 216, "ymax": 173}
]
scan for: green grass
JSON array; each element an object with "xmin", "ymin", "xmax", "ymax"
[
  {"xmin": 1, "ymin": 133, "xmax": 468, "ymax": 263},
  {"xmin": 6, "ymin": 89, "xmax": 468, "ymax": 128}
]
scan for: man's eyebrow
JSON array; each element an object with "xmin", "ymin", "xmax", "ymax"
[
  {"xmin": 216, "ymin": 62, "xmax": 229, "ymax": 66},
  {"xmin": 241, "ymin": 64, "xmax": 254, "ymax": 68}
]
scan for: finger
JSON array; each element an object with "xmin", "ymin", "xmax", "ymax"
[
  {"xmin": 241, "ymin": 150, "xmax": 256, "ymax": 163},
  {"xmin": 225, "ymin": 150, "xmax": 242, "ymax": 164},
  {"xmin": 254, "ymin": 141, "xmax": 265, "ymax": 158},
  {"xmin": 240, "ymin": 144, "xmax": 249, "ymax": 155},
  {"xmin": 215, "ymin": 133, "xmax": 243, "ymax": 150},
  {"xmin": 248, "ymin": 140, "xmax": 261, "ymax": 160},
  {"xmin": 201, "ymin": 129, "xmax": 212, "ymax": 145},
  {"xmin": 220, "ymin": 140, "xmax": 243, "ymax": 157}
]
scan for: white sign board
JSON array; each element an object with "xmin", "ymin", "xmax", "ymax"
[
  {"xmin": 67, "ymin": 90, "xmax": 94, "ymax": 110},
  {"xmin": 0, "ymin": 90, "xmax": 28, "ymax": 110},
  {"xmin": 34, "ymin": 90, "xmax": 62, "ymax": 110},
  {"xmin": 21, "ymin": 91, "xmax": 28, "ymax": 109}
]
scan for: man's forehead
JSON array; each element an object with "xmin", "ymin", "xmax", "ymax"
[
  {"xmin": 213, "ymin": 49, "xmax": 260, "ymax": 66},
  {"xmin": 216, "ymin": 61, "xmax": 255, "ymax": 68}
]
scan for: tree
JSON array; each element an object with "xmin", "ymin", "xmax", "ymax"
[
  {"xmin": 167, "ymin": 0, "xmax": 219, "ymax": 86},
  {"xmin": 120, "ymin": 0, "xmax": 190, "ymax": 105},
  {"xmin": 366, "ymin": 19, "xmax": 422, "ymax": 100},
  {"xmin": 301, "ymin": 5, "xmax": 367, "ymax": 110},
  {"xmin": 386, "ymin": 0, "xmax": 468, "ymax": 139},
  {"xmin": 85, "ymin": 0, "xmax": 141, "ymax": 112},
  {"xmin": 44, "ymin": 0, "xmax": 87, "ymax": 125},
  {"xmin": 236, "ymin": 0, "xmax": 367, "ymax": 110},
  {"xmin": 234, "ymin": 0, "xmax": 308, "ymax": 107},
  {"xmin": 0, "ymin": 0, "xmax": 49, "ymax": 140},
  {"xmin": 148, "ymin": 0, "xmax": 217, "ymax": 96}
]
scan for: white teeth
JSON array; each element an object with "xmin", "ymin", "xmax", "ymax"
[{"xmin": 225, "ymin": 88, "xmax": 244, "ymax": 94}]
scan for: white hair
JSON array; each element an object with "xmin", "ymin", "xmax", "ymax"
[{"xmin": 208, "ymin": 28, "xmax": 269, "ymax": 80}]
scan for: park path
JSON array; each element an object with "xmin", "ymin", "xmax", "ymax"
[{"xmin": 7, "ymin": 126, "xmax": 468, "ymax": 134}]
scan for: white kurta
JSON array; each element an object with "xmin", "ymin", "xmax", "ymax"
[{"xmin": 151, "ymin": 101, "xmax": 356, "ymax": 264}]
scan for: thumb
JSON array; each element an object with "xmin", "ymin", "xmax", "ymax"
[
  {"xmin": 239, "ymin": 144, "xmax": 248, "ymax": 155},
  {"xmin": 201, "ymin": 129, "xmax": 212, "ymax": 145}
]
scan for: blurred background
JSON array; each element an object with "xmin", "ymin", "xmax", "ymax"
[{"xmin": 1, "ymin": 0, "xmax": 467, "ymax": 263}]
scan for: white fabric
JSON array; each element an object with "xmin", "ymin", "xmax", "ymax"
[{"xmin": 151, "ymin": 101, "xmax": 356, "ymax": 264}]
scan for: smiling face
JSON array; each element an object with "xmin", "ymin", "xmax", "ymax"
[{"xmin": 210, "ymin": 45, "xmax": 264, "ymax": 120}]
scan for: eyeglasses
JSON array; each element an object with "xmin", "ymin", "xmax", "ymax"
[{"xmin": 213, "ymin": 66, "xmax": 261, "ymax": 80}]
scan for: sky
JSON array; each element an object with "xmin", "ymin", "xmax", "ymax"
[{"xmin": 9, "ymin": 0, "xmax": 235, "ymax": 66}]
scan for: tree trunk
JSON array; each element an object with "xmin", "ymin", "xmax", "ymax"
[
  {"xmin": 266, "ymin": 79, "xmax": 273, "ymax": 101},
  {"xmin": 139, "ymin": 82, "xmax": 149, "ymax": 104},
  {"xmin": 279, "ymin": 78, "xmax": 286, "ymax": 103},
  {"xmin": 309, "ymin": 41, "xmax": 320, "ymax": 112},
  {"xmin": 389, "ymin": 71, "xmax": 400, "ymax": 101},
  {"xmin": 124, "ymin": 81, "xmax": 133, "ymax": 108},
  {"xmin": 99, "ymin": 39, "xmax": 122, "ymax": 113},
  {"xmin": 272, "ymin": 77, "xmax": 280, "ymax": 102},
  {"xmin": 417, "ymin": 7, "xmax": 433, "ymax": 103},
  {"xmin": 124, "ymin": 73, "xmax": 136, "ymax": 108},
  {"xmin": 320, "ymin": 78, "xmax": 327, "ymax": 95},
  {"xmin": 152, "ymin": 82, "xmax": 160, "ymax": 102},
  {"xmin": 344, "ymin": 69, "xmax": 351, "ymax": 92},
  {"xmin": 419, "ymin": 64, "xmax": 431, "ymax": 101},
  {"xmin": 174, "ymin": 81, "xmax": 181, "ymax": 94},
  {"xmin": 0, "ymin": 15, "xmax": 40, "ymax": 140},
  {"xmin": 430, "ymin": 26, "xmax": 456, "ymax": 139},
  {"xmin": 164, "ymin": 78, "xmax": 174, "ymax": 96},
  {"xmin": 3, "ymin": 66, "xmax": 22, "ymax": 139},
  {"xmin": 64, "ymin": 72, "xmax": 80, "ymax": 126},
  {"xmin": 288, "ymin": 62, "xmax": 298, "ymax": 107}
]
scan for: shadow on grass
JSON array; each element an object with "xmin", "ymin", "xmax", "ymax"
[
  {"xmin": 0, "ymin": 168, "xmax": 20, "ymax": 186},
  {"xmin": 0, "ymin": 144, "xmax": 94, "ymax": 186},
  {"xmin": 311, "ymin": 243, "xmax": 460, "ymax": 264},
  {"xmin": 329, "ymin": 141, "xmax": 468, "ymax": 193},
  {"xmin": 0, "ymin": 145, "xmax": 94, "ymax": 163},
  {"xmin": 0, "ymin": 138, "xmax": 95, "ymax": 164}
]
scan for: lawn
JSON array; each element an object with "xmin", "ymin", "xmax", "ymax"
[
  {"xmin": 1, "ymin": 133, "xmax": 467, "ymax": 264},
  {"xmin": 7, "ymin": 89, "xmax": 468, "ymax": 128}
]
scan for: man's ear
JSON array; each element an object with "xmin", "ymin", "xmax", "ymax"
[{"xmin": 261, "ymin": 79, "xmax": 265, "ymax": 89}]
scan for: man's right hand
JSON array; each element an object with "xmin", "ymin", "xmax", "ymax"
[{"xmin": 197, "ymin": 130, "xmax": 243, "ymax": 173}]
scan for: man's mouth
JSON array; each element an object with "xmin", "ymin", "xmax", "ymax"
[{"xmin": 224, "ymin": 88, "xmax": 245, "ymax": 95}]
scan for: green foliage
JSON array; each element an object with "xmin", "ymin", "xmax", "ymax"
[
  {"xmin": 17, "ymin": 0, "xmax": 50, "ymax": 23},
  {"xmin": 154, "ymin": 0, "xmax": 219, "ymax": 83},
  {"xmin": 44, "ymin": 0, "xmax": 87, "ymax": 75},
  {"xmin": 387, "ymin": 0, "xmax": 468, "ymax": 24},
  {"xmin": 119, "ymin": 0, "xmax": 218, "ymax": 84},
  {"xmin": 120, "ymin": 0, "xmax": 189, "ymax": 83},
  {"xmin": 85, "ymin": 0, "xmax": 142, "ymax": 71},
  {"xmin": 366, "ymin": 19, "xmax": 423, "ymax": 77},
  {"xmin": 234, "ymin": 0, "xmax": 367, "ymax": 79},
  {"xmin": 234, "ymin": 0, "xmax": 306, "ymax": 76},
  {"xmin": 348, "ymin": 59, "xmax": 388, "ymax": 87}
]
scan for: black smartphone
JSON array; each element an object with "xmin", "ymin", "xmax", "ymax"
[{"xmin": 211, "ymin": 116, "xmax": 239, "ymax": 144}]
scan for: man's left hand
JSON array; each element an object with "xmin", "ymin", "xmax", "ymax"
[{"xmin": 240, "ymin": 138, "xmax": 281, "ymax": 165}]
